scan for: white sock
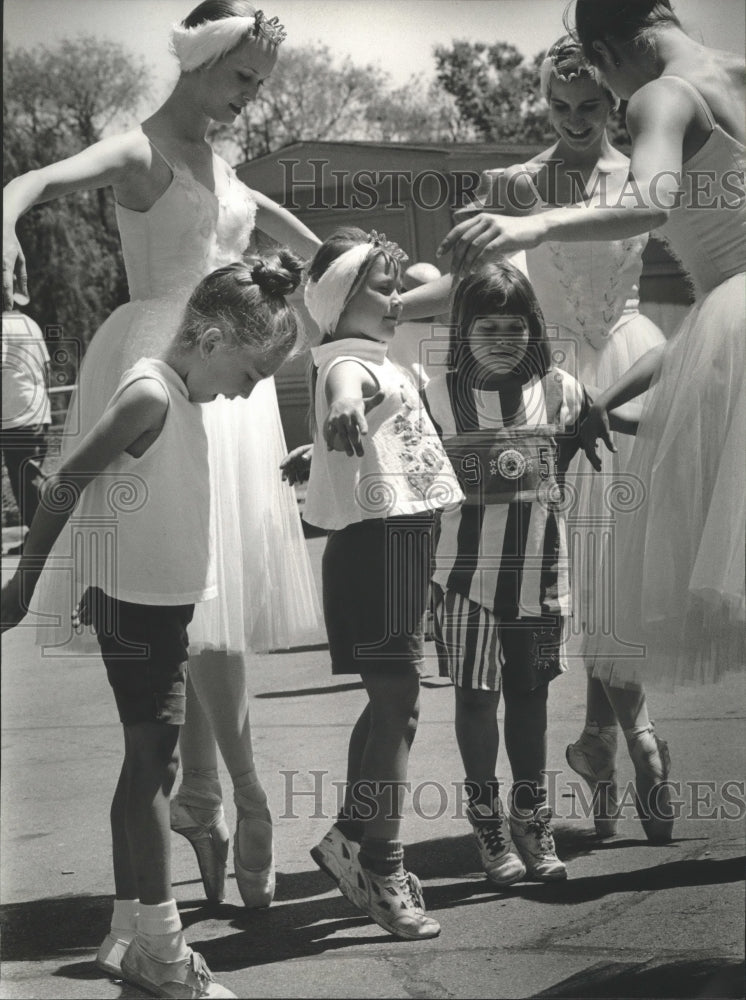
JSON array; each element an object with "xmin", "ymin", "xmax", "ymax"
[
  {"xmin": 136, "ymin": 900, "xmax": 189, "ymax": 962},
  {"xmin": 110, "ymin": 898, "xmax": 139, "ymax": 942}
]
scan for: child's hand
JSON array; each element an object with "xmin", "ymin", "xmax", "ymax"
[
  {"xmin": 324, "ymin": 391, "xmax": 385, "ymax": 457},
  {"xmin": 1, "ymin": 574, "xmax": 28, "ymax": 633},
  {"xmin": 280, "ymin": 443, "xmax": 313, "ymax": 485},
  {"xmin": 580, "ymin": 403, "xmax": 617, "ymax": 472}
]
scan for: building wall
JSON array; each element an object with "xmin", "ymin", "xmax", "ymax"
[{"xmin": 239, "ymin": 142, "xmax": 691, "ymax": 450}]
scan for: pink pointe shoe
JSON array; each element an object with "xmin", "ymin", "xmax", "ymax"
[
  {"xmin": 171, "ymin": 797, "xmax": 230, "ymax": 903},
  {"xmin": 566, "ymin": 724, "xmax": 620, "ymax": 839},
  {"xmin": 626, "ymin": 724, "xmax": 674, "ymax": 843},
  {"xmin": 234, "ymin": 804, "xmax": 275, "ymax": 908}
]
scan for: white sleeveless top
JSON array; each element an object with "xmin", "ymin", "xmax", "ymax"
[
  {"xmin": 79, "ymin": 358, "xmax": 217, "ymax": 605},
  {"xmin": 303, "ymin": 338, "xmax": 463, "ymax": 531}
]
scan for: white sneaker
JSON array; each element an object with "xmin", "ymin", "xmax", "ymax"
[
  {"xmin": 509, "ymin": 801, "xmax": 567, "ymax": 881},
  {"xmin": 310, "ymin": 824, "xmax": 361, "ymax": 901},
  {"xmin": 121, "ymin": 939, "xmax": 235, "ymax": 998},
  {"xmin": 467, "ymin": 799, "xmax": 526, "ymax": 886},
  {"xmin": 95, "ymin": 932, "xmax": 131, "ymax": 976},
  {"xmin": 348, "ymin": 866, "xmax": 441, "ymax": 940}
]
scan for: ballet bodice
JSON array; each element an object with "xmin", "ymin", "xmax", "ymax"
[
  {"xmin": 526, "ymin": 227, "xmax": 648, "ymax": 350},
  {"xmin": 115, "ymin": 154, "xmax": 257, "ymax": 301},
  {"xmin": 655, "ymin": 78, "xmax": 746, "ymax": 297}
]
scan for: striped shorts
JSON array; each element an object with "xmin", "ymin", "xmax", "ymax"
[{"xmin": 434, "ymin": 588, "xmax": 566, "ymax": 693}]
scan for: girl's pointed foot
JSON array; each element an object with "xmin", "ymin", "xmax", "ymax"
[
  {"xmin": 566, "ymin": 723, "xmax": 620, "ymax": 838},
  {"xmin": 626, "ymin": 724, "xmax": 674, "ymax": 844},
  {"xmin": 171, "ymin": 797, "xmax": 230, "ymax": 903}
]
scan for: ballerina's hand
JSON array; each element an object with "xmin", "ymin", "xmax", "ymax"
[
  {"xmin": 323, "ymin": 390, "xmax": 385, "ymax": 458},
  {"xmin": 580, "ymin": 403, "xmax": 617, "ymax": 472},
  {"xmin": 280, "ymin": 443, "xmax": 313, "ymax": 486},
  {"xmin": 2, "ymin": 228, "xmax": 28, "ymax": 312},
  {"xmin": 437, "ymin": 213, "xmax": 545, "ymax": 276}
]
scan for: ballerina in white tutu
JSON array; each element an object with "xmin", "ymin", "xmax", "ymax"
[
  {"xmin": 3, "ymin": 0, "xmax": 322, "ymax": 907},
  {"xmin": 439, "ymin": 0, "xmax": 744, "ymax": 842}
]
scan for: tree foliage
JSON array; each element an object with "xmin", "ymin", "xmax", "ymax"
[{"xmin": 3, "ymin": 37, "xmax": 151, "ymax": 378}]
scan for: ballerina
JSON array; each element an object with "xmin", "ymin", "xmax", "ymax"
[{"xmin": 3, "ymin": 0, "xmax": 322, "ymax": 905}]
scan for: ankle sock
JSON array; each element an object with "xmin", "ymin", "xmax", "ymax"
[
  {"xmin": 110, "ymin": 898, "xmax": 139, "ymax": 941},
  {"xmin": 137, "ymin": 900, "xmax": 189, "ymax": 962},
  {"xmin": 511, "ymin": 781, "xmax": 547, "ymax": 814},
  {"xmin": 466, "ymin": 778, "xmax": 500, "ymax": 814},
  {"xmin": 359, "ymin": 836, "xmax": 404, "ymax": 877}
]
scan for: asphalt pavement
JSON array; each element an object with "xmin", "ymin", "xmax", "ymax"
[{"xmin": 1, "ymin": 533, "xmax": 744, "ymax": 999}]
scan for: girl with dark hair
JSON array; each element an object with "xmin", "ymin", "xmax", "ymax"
[
  {"xmin": 440, "ymin": 0, "xmax": 744, "ymax": 841},
  {"xmin": 1, "ymin": 255, "xmax": 303, "ymax": 998},
  {"xmin": 459, "ymin": 32, "xmax": 666, "ymax": 839},
  {"xmin": 3, "ymin": 0, "xmax": 322, "ymax": 911},
  {"xmin": 423, "ymin": 259, "xmax": 605, "ymax": 884},
  {"xmin": 302, "ymin": 227, "xmax": 462, "ymax": 941}
]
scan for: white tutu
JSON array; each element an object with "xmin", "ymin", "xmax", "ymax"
[{"xmin": 583, "ymin": 273, "xmax": 745, "ymax": 688}]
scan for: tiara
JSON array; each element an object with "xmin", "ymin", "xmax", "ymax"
[
  {"xmin": 366, "ymin": 230, "xmax": 409, "ymax": 263},
  {"xmin": 252, "ymin": 10, "xmax": 287, "ymax": 45}
]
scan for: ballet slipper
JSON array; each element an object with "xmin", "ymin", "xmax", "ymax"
[
  {"xmin": 625, "ymin": 723, "xmax": 674, "ymax": 843},
  {"xmin": 233, "ymin": 801, "xmax": 275, "ymax": 908},
  {"xmin": 171, "ymin": 797, "xmax": 230, "ymax": 903},
  {"xmin": 566, "ymin": 723, "xmax": 620, "ymax": 838}
]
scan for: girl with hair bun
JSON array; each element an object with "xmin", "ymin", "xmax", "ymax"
[
  {"xmin": 456, "ymin": 31, "xmax": 666, "ymax": 839},
  {"xmin": 441, "ymin": 0, "xmax": 745, "ymax": 841},
  {"xmin": 3, "ymin": 0, "xmax": 322, "ymax": 913},
  {"xmin": 1, "ymin": 256, "xmax": 303, "ymax": 998}
]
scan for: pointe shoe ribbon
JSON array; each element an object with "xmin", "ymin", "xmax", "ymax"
[{"xmin": 171, "ymin": 798, "xmax": 230, "ymax": 903}]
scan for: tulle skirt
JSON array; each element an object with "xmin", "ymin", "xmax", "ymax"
[
  {"xmin": 582, "ymin": 273, "xmax": 745, "ymax": 689},
  {"xmin": 562, "ymin": 310, "xmax": 666, "ymax": 621},
  {"xmin": 32, "ymin": 294, "xmax": 320, "ymax": 655}
]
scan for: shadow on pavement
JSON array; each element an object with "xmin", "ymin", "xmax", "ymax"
[
  {"xmin": 530, "ymin": 956, "xmax": 746, "ymax": 998},
  {"xmin": 255, "ymin": 681, "xmax": 363, "ymax": 698}
]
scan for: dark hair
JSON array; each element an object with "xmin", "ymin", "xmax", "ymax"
[
  {"xmin": 184, "ymin": 0, "xmax": 257, "ymax": 29},
  {"xmin": 180, "ymin": 252, "xmax": 304, "ymax": 359},
  {"xmin": 449, "ymin": 260, "xmax": 551, "ymax": 387},
  {"xmin": 567, "ymin": 0, "xmax": 682, "ymax": 66}
]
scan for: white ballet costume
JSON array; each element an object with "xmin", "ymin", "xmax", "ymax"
[
  {"xmin": 32, "ymin": 142, "xmax": 319, "ymax": 654},
  {"xmin": 582, "ymin": 77, "xmax": 745, "ymax": 688},
  {"xmin": 524, "ymin": 183, "xmax": 666, "ymax": 622}
]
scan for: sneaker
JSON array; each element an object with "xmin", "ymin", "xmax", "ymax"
[
  {"xmin": 95, "ymin": 932, "xmax": 131, "ymax": 977},
  {"xmin": 467, "ymin": 800, "xmax": 526, "ymax": 886},
  {"xmin": 349, "ymin": 866, "xmax": 441, "ymax": 940},
  {"xmin": 120, "ymin": 939, "xmax": 235, "ymax": 998},
  {"xmin": 310, "ymin": 824, "xmax": 361, "ymax": 901},
  {"xmin": 509, "ymin": 801, "xmax": 567, "ymax": 881}
]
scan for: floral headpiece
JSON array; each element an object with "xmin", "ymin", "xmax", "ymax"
[
  {"xmin": 539, "ymin": 34, "xmax": 620, "ymax": 109},
  {"xmin": 170, "ymin": 11, "xmax": 286, "ymax": 73},
  {"xmin": 366, "ymin": 230, "xmax": 409, "ymax": 263}
]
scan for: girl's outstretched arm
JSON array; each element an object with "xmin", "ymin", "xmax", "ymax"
[
  {"xmin": 252, "ymin": 191, "xmax": 321, "ymax": 261},
  {"xmin": 1, "ymin": 379, "xmax": 169, "ymax": 631},
  {"xmin": 323, "ymin": 360, "xmax": 384, "ymax": 458}
]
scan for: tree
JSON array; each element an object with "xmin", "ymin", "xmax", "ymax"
[
  {"xmin": 209, "ymin": 43, "xmax": 389, "ymax": 163},
  {"xmin": 365, "ymin": 79, "xmax": 478, "ymax": 144},
  {"xmin": 3, "ymin": 37, "xmax": 151, "ymax": 380}
]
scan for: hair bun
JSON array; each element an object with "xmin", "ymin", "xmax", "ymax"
[{"xmin": 250, "ymin": 251, "xmax": 303, "ymax": 298}]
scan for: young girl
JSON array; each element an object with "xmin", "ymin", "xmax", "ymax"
[
  {"xmin": 302, "ymin": 227, "xmax": 463, "ymax": 940},
  {"xmin": 1, "ymin": 254, "xmax": 303, "ymax": 998},
  {"xmin": 423, "ymin": 260, "xmax": 608, "ymax": 884}
]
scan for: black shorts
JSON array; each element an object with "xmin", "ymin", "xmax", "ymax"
[
  {"xmin": 322, "ymin": 513, "xmax": 434, "ymax": 675},
  {"xmin": 85, "ymin": 587, "xmax": 194, "ymax": 726}
]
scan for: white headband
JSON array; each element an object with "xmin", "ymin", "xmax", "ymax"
[
  {"xmin": 170, "ymin": 13, "xmax": 285, "ymax": 72},
  {"xmin": 304, "ymin": 244, "xmax": 372, "ymax": 337}
]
